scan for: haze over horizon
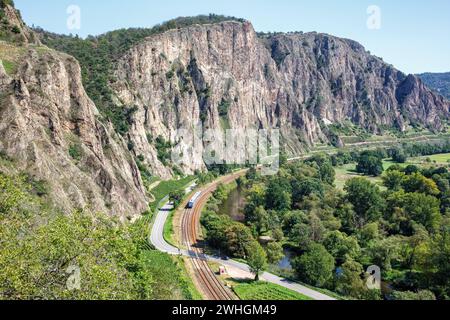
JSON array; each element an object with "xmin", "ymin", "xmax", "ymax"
[{"xmin": 14, "ymin": 0, "xmax": 450, "ymax": 74}]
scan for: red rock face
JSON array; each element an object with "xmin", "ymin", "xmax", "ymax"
[
  {"xmin": 0, "ymin": 47, "xmax": 148, "ymax": 219},
  {"xmin": 113, "ymin": 21, "xmax": 450, "ymax": 176},
  {"xmin": 1, "ymin": 12, "xmax": 449, "ymax": 217}
]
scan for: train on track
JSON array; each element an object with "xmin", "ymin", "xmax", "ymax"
[{"xmin": 187, "ymin": 191, "xmax": 202, "ymax": 209}]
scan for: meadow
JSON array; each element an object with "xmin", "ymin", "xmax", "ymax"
[{"xmin": 334, "ymin": 153, "xmax": 450, "ymax": 189}]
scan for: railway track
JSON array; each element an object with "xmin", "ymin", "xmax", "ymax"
[{"xmin": 181, "ymin": 172, "xmax": 245, "ymax": 300}]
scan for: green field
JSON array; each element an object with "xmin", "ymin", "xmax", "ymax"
[
  {"xmin": 233, "ymin": 281, "xmax": 312, "ymax": 300},
  {"xmin": 335, "ymin": 153, "xmax": 450, "ymax": 190},
  {"xmin": 411, "ymin": 153, "xmax": 450, "ymax": 165},
  {"xmin": 335, "ymin": 164, "xmax": 384, "ymax": 190}
]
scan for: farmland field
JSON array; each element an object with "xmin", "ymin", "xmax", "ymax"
[
  {"xmin": 411, "ymin": 153, "xmax": 450, "ymax": 165},
  {"xmin": 334, "ymin": 164, "xmax": 384, "ymax": 190},
  {"xmin": 233, "ymin": 282, "xmax": 312, "ymax": 300}
]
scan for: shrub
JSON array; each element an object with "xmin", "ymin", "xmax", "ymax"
[
  {"xmin": 218, "ymin": 99, "xmax": 231, "ymax": 117},
  {"xmin": 11, "ymin": 25, "xmax": 20, "ymax": 34},
  {"xmin": 68, "ymin": 143, "xmax": 83, "ymax": 161}
]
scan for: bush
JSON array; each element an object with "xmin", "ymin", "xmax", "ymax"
[
  {"xmin": 155, "ymin": 136, "xmax": 172, "ymax": 165},
  {"xmin": 68, "ymin": 144, "xmax": 83, "ymax": 161},
  {"xmin": 292, "ymin": 244, "xmax": 335, "ymax": 287},
  {"xmin": 11, "ymin": 25, "xmax": 20, "ymax": 34},
  {"xmin": 218, "ymin": 99, "xmax": 231, "ymax": 117}
]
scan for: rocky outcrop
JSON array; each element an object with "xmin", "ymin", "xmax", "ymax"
[
  {"xmin": 0, "ymin": 46, "xmax": 148, "ymax": 219},
  {"xmin": 1, "ymin": 9, "xmax": 449, "ymax": 216},
  {"xmin": 0, "ymin": 3, "xmax": 40, "ymax": 45},
  {"xmin": 113, "ymin": 21, "xmax": 450, "ymax": 175}
]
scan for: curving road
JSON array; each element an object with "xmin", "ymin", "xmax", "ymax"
[{"xmin": 150, "ymin": 173, "xmax": 336, "ymax": 301}]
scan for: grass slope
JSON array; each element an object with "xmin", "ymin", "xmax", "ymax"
[{"xmin": 149, "ymin": 176, "xmax": 195, "ymax": 213}]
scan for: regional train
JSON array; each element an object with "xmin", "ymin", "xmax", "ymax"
[{"xmin": 187, "ymin": 191, "xmax": 202, "ymax": 209}]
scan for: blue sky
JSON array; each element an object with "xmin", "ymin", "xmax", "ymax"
[{"xmin": 15, "ymin": 0, "xmax": 450, "ymax": 74}]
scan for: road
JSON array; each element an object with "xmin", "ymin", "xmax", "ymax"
[{"xmin": 150, "ymin": 171, "xmax": 336, "ymax": 301}]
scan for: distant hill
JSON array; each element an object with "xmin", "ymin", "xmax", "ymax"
[{"xmin": 418, "ymin": 72, "xmax": 450, "ymax": 100}]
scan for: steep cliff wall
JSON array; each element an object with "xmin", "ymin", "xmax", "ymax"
[
  {"xmin": 1, "ymin": 8, "xmax": 449, "ymax": 217},
  {"xmin": 0, "ymin": 42, "xmax": 148, "ymax": 219},
  {"xmin": 113, "ymin": 21, "xmax": 449, "ymax": 176}
]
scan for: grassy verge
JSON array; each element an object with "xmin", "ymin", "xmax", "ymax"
[
  {"xmin": 163, "ymin": 208, "xmax": 177, "ymax": 247},
  {"xmin": 149, "ymin": 176, "xmax": 195, "ymax": 213},
  {"xmin": 233, "ymin": 281, "xmax": 312, "ymax": 300},
  {"xmin": 175, "ymin": 256, "xmax": 203, "ymax": 300},
  {"xmin": 155, "ymin": 176, "xmax": 197, "ymax": 246},
  {"xmin": 1, "ymin": 59, "xmax": 16, "ymax": 75}
]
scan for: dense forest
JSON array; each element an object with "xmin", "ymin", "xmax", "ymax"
[
  {"xmin": 33, "ymin": 14, "xmax": 245, "ymax": 136},
  {"xmin": 201, "ymin": 142, "xmax": 450, "ymax": 300}
]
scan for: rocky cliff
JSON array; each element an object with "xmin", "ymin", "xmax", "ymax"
[
  {"xmin": 113, "ymin": 21, "xmax": 449, "ymax": 176},
  {"xmin": 0, "ymin": 5, "xmax": 147, "ymax": 219},
  {"xmin": 0, "ymin": 1, "xmax": 39, "ymax": 45},
  {"xmin": 1, "ymin": 6, "xmax": 450, "ymax": 217}
]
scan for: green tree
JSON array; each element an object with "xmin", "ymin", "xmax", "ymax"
[
  {"xmin": 357, "ymin": 222, "xmax": 380, "ymax": 247},
  {"xmin": 366, "ymin": 237, "xmax": 403, "ymax": 271},
  {"xmin": 356, "ymin": 155, "xmax": 383, "ymax": 176},
  {"xmin": 225, "ymin": 223, "xmax": 255, "ymax": 258},
  {"xmin": 323, "ymin": 231, "xmax": 361, "ymax": 263},
  {"xmin": 265, "ymin": 179, "xmax": 292, "ymax": 211},
  {"xmin": 416, "ymin": 224, "xmax": 450, "ymax": 299},
  {"xmin": 291, "ymin": 178, "xmax": 324, "ymax": 207},
  {"xmin": 169, "ymin": 189, "xmax": 185, "ymax": 208},
  {"xmin": 292, "ymin": 244, "xmax": 335, "ymax": 287},
  {"xmin": 391, "ymin": 148, "xmax": 408, "ymax": 163},
  {"xmin": 382, "ymin": 170, "xmax": 405, "ymax": 191},
  {"xmin": 386, "ymin": 191, "xmax": 441, "ymax": 233},
  {"xmin": 404, "ymin": 165, "xmax": 420, "ymax": 175},
  {"xmin": 289, "ymin": 212, "xmax": 326, "ymax": 249},
  {"xmin": 335, "ymin": 259, "xmax": 367, "ymax": 299},
  {"xmin": 265, "ymin": 242, "xmax": 284, "ymax": 264},
  {"xmin": 401, "ymin": 173, "xmax": 440, "ymax": 196},
  {"xmin": 307, "ymin": 154, "xmax": 335, "ymax": 185},
  {"xmin": 246, "ymin": 242, "xmax": 267, "ymax": 281},
  {"xmin": 246, "ymin": 206, "xmax": 269, "ymax": 236},
  {"xmin": 344, "ymin": 178, "xmax": 384, "ymax": 228}
]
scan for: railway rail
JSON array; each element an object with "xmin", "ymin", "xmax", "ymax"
[{"xmin": 181, "ymin": 172, "xmax": 245, "ymax": 300}]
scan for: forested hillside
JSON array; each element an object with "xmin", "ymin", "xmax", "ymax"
[{"xmin": 418, "ymin": 72, "xmax": 450, "ymax": 100}]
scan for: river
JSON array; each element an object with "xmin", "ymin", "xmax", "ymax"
[
  {"xmin": 219, "ymin": 186, "xmax": 295, "ymax": 273},
  {"xmin": 218, "ymin": 186, "xmax": 246, "ymax": 222}
]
